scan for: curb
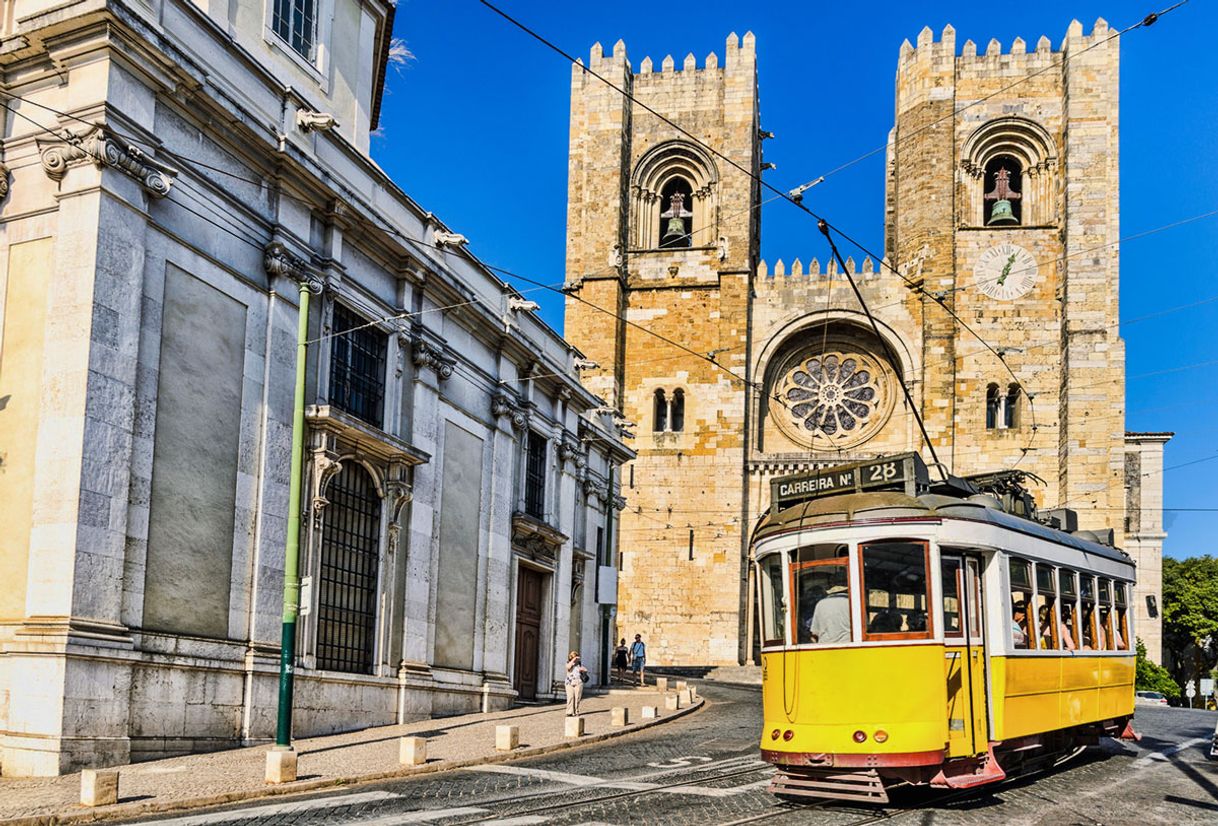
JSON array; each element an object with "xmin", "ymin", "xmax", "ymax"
[{"xmin": 2, "ymin": 697, "xmax": 706, "ymax": 826}]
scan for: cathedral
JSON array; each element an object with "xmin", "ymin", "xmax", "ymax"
[{"xmin": 562, "ymin": 22, "xmax": 1169, "ymax": 666}]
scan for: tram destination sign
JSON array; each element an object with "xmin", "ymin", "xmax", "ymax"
[{"xmin": 770, "ymin": 453, "xmax": 930, "ymax": 513}]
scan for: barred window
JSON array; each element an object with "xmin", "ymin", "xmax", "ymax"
[
  {"xmin": 525, "ymin": 431, "xmax": 547, "ymax": 519},
  {"xmin": 330, "ymin": 304, "xmax": 387, "ymax": 429},
  {"xmin": 273, "ymin": 0, "xmax": 318, "ymax": 60},
  {"xmin": 316, "ymin": 462, "xmax": 381, "ymax": 674}
]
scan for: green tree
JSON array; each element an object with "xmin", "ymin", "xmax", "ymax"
[
  {"xmin": 1161, "ymin": 556, "xmax": 1218, "ymax": 691},
  {"xmin": 1135, "ymin": 638, "xmax": 1181, "ymax": 699}
]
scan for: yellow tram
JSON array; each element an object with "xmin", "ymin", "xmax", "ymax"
[{"xmin": 754, "ymin": 454, "xmax": 1137, "ymax": 804}]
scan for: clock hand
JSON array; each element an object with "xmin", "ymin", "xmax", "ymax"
[{"xmin": 996, "ymin": 253, "xmax": 1017, "ymax": 286}]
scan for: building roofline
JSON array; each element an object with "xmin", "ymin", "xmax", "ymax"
[{"xmin": 370, "ymin": 3, "xmax": 396, "ymax": 132}]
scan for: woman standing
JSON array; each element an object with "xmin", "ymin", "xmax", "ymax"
[
  {"xmin": 612, "ymin": 638, "xmax": 629, "ymax": 684},
  {"xmin": 565, "ymin": 651, "xmax": 588, "ymax": 716}
]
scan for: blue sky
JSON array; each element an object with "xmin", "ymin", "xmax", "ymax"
[{"xmin": 374, "ymin": 1, "xmax": 1217, "ymax": 559}]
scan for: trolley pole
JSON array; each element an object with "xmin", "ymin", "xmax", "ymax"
[{"xmin": 274, "ymin": 267, "xmax": 318, "ymax": 751}]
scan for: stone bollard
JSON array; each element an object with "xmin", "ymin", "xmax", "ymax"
[
  {"xmin": 675, "ymin": 680, "xmax": 688, "ymax": 692},
  {"xmin": 496, "ymin": 724, "xmax": 519, "ymax": 751},
  {"xmin": 80, "ymin": 769, "xmax": 119, "ymax": 806},
  {"xmin": 399, "ymin": 736, "xmax": 427, "ymax": 766},
  {"xmin": 265, "ymin": 749, "xmax": 297, "ymax": 784},
  {"xmin": 665, "ymin": 693, "xmax": 680, "ymax": 711},
  {"xmin": 655, "ymin": 677, "xmax": 669, "ymax": 693},
  {"xmin": 679, "ymin": 688, "xmax": 693, "ymax": 706},
  {"xmin": 611, "ymin": 706, "xmax": 630, "ymax": 727},
  {"xmin": 690, "ymin": 685, "xmax": 698, "ymax": 700},
  {"xmin": 564, "ymin": 716, "xmax": 585, "ymax": 738},
  {"xmin": 641, "ymin": 705, "xmax": 660, "ymax": 719}
]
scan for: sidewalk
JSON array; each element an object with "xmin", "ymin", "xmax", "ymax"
[{"xmin": 0, "ymin": 687, "xmax": 702, "ymax": 825}]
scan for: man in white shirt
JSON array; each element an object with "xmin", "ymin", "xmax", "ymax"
[{"xmin": 809, "ymin": 585, "xmax": 852, "ymax": 644}]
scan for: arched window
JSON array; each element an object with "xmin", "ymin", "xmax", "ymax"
[
  {"xmin": 985, "ymin": 384, "xmax": 1000, "ymax": 430},
  {"xmin": 984, "ymin": 156, "xmax": 1022, "ymax": 226},
  {"xmin": 653, "ymin": 389, "xmax": 668, "ymax": 432},
  {"xmin": 671, "ymin": 389, "xmax": 685, "ymax": 432},
  {"xmin": 1005, "ymin": 384, "xmax": 1021, "ymax": 429},
  {"xmin": 317, "ymin": 462, "xmax": 382, "ymax": 674},
  {"xmin": 963, "ymin": 118, "xmax": 1057, "ymax": 227},
  {"xmin": 658, "ymin": 178, "xmax": 694, "ymax": 248}
]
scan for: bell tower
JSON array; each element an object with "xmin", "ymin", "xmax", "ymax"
[{"xmin": 563, "ymin": 34, "xmax": 761, "ymax": 664}]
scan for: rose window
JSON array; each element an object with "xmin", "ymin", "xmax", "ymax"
[{"xmin": 775, "ymin": 349, "xmax": 894, "ymax": 448}]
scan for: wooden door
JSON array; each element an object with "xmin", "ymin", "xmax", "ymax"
[{"xmin": 513, "ymin": 567, "xmax": 544, "ymax": 700}]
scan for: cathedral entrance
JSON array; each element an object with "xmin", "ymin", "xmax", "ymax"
[{"xmin": 513, "ymin": 566, "xmax": 545, "ymax": 700}]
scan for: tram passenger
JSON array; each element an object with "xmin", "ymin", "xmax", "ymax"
[
  {"xmin": 809, "ymin": 584, "xmax": 851, "ymax": 643},
  {"xmin": 869, "ymin": 609, "xmax": 902, "ymax": 633},
  {"xmin": 1059, "ymin": 605, "xmax": 1077, "ymax": 651},
  {"xmin": 1011, "ymin": 600, "xmax": 1029, "ymax": 649},
  {"xmin": 907, "ymin": 610, "xmax": 927, "ymax": 632},
  {"xmin": 1038, "ymin": 605, "xmax": 1056, "ymax": 649}
]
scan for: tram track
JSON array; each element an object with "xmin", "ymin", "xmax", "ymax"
[{"xmin": 439, "ymin": 759, "xmax": 776, "ymax": 825}]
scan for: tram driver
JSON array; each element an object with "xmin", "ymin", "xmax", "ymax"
[{"xmin": 809, "ymin": 583, "xmax": 851, "ymax": 644}]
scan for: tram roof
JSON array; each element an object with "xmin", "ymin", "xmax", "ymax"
[{"xmin": 754, "ymin": 490, "xmax": 1131, "ymax": 565}]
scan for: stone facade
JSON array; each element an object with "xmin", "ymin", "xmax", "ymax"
[
  {"xmin": 563, "ymin": 22, "xmax": 1168, "ymax": 665},
  {"xmin": 0, "ymin": 0, "xmax": 630, "ymax": 777}
]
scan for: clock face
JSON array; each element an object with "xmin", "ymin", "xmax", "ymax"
[{"xmin": 974, "ymin": 243, "xmax": 1038, "ymax": 301}]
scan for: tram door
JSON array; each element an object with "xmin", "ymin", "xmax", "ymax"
[{"xmin": 943, "ymin": 554, "xmax": 989, "ymax": 757}]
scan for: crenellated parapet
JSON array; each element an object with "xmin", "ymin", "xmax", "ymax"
[{"xmin": 574, "ymin": 30, "xmax": 756, "ymax": 85}]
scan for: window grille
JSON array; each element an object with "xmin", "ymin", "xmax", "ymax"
[
  {"xmin": 329, "ymin": 304, "xmax": 387, "ymax": 429},
  {"xmin": 273, "ymin": 0, "xmax": 318, "ymax": 60},
  {"xmin": 524, "ymin": 431, "xmax": 547, "ymax": 519},
  {"xmin": 316, "ymin": 462, "xmax": 382, "ymax": 674}
]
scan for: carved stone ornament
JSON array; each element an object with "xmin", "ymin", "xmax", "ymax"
[
  {"xmin": 557, "ymin": 436, "xmax": 584, "ymax": 466},
  {"xmin": 384, "ymin": 476, "xmax": 413, "ymax": 556},
  {"xmin": 491, "ymin": 391, "xmax": 527, "ymax": 428},
  {"xmin": 0, "ymin": 163, "xmax": 9, "ymax": 202},
  {"xmin": 38, "ymin": 126, "xmax": 177, "ymax": 197},
  {"xmin": 264, "ymin": 242, "xmax": 324, "ymax": 293},
  {"xmin": 612, "ymin": 494, "xmax": 628, "ymax": 511},
  {"xmin": 582, "ymin": 475, "xmax": 603, "ymax": 498},
  {"xmin": 411, "ymin": 336, "xmax": 456, "ymax": 379},
  {"xmin": 309, "ymin": 446, "xmax": 344, "ymax": 514}
]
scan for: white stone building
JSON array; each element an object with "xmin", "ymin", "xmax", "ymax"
[{"xmin": 0, "ymin": 0, "xmax": 631, "ymax": 776}]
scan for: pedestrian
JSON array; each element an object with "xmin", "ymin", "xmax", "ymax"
[
  {"xmin": 565, "ymin": 650, "xmax": 587, "ymax": 716},
  {"xmin": 629, "ymin": 634, "xmax": 647, "ymax": 686},
  {"xmin": 613, "ymin": 637, "xmax": 629, "ymax": 684}
]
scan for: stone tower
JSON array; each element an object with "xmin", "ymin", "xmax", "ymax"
[
  {"xmin": 888, "ymin": 21, "xmax": 1125, "ymax": 528},
  {"xmin": 563, "ymin": 35, "xmax": 761, "ymax": 663}
]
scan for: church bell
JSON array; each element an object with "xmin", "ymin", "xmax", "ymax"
[
  {"xmin": 662, "ymin": 216, "xmax": 687, "ymax": 244},
  {"xmin": 987, "ymin": 199, "xmax": 1018, "ymax": 226}
]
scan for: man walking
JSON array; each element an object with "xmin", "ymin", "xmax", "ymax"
[{"xmin": 629, "ymin": 634, "xmax": 647, "ymax": 686}]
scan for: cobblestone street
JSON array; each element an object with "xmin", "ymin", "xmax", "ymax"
[{"xmin": 117, "ymin": 683, "xmax": 1217, "ymax": 826}]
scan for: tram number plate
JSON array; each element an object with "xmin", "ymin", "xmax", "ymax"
[{"xmin": 773, "ymin": 457, "xmax": 911, "ymax": 510}]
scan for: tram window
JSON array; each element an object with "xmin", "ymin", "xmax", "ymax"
[
  {"xmin": 1008, "ymin": 558, "xmax": 1032, "ymax": 650},
  {"xmin": 1080, "ymin": 575, "xmax": 1097, "ymax": 650},
  {"xmin": 941, "ymin": 557, "xmax": 964, "ymax": 638},
  {"xmin": 758, "ymin": 554, "xmax": 787, "ymax": 646},
  {"xmin": 793, "ymin": 546, "xmax": 852, "ymax": 645},
  {"xmin": 1098, "ymin": 579, "xmax": 1123, "ymax": 651},
  {"xmin": 1034, "ymin": 563, "xmax": 1058, "ymax": 651},
  {"xmin": 1058, "ymin": 570, "xmax": 1080, "ymax": 650},
  {"xmin": 860, "ymin": 540, "xmax": 931, "ymax": 640},
  {"xmin": 1114, "ymin": 582, "xmax": 1130, "ymax": 651}
]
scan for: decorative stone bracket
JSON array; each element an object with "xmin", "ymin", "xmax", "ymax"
[
  {"xmin": 491, "ymin": 391, "xmax": 527, "ymax": 429},
  {"xmin": 385, "ymin": 471, "xmax": 414, "ymax": 556},
  {"xmin": 265, "ymin": 242, "xmax": 324, "ymax": 293},
  {"xmin": 308, "ymin": 440, "xmax": 344, "ymax": 516},
  {"xmin": 38, "ymin": 125, "xmax": 177, "ymax": 197},
  {"xmin": 410, "ymin": 334, "xmax": 456, "ymax": 379},
  {"xmin": 557, "ymin": 435, "xmax": 586, "ymax": 470}
]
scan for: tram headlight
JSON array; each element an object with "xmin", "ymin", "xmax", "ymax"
[
  {"xmin": 770, "ymin": 729, "xmax": 781, "ymax": 740},
  {"xmin": 873, "ymin": 730, "xmax": 889, "ymax": 743},
  {"xmin": 852, "ymin": 730, "xmax": 868, "ymax": 743},
  {"xmin": 782, "ymin": 730, "xmax": 794, "ymax": 741}
]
